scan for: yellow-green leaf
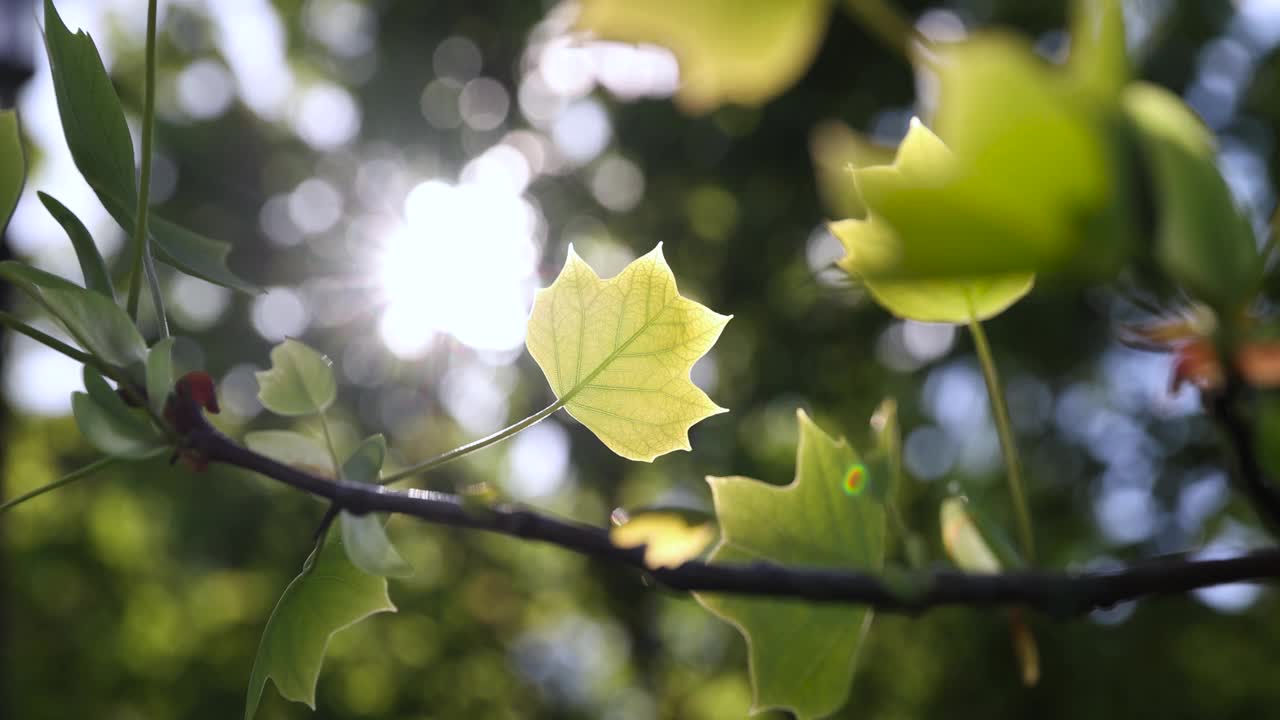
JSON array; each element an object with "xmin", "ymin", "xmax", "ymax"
[
  {"xmin": 244, "ymin": 430, "xmax": 333, "ymax": 477},
  {"xmin": 695, "ymin": 410, "xmax": 885, "ymax": 719},
  {"xmin": 610, "ymin": 508, "xmax": 716, "ymax": 569},
  {"xmin": 255, "ymin": 339, "xmax": 337, "ymax": 417},
  {"xmin": 525, "ymin": 244, "xmax": 730, "ymax": 462},
  {"xmin": 845, "ymin": 34, "xmax": 1131, "ymax": 281},
  {"xmin": 831, "ymin": 119, "xmax": 1035, "ymax": 323},
  {"xmin": 576, "ymin": 0, "xmax": 829, "ymax": 113},
  {"xmin": 940, "ymin": 497, "xmax": 1001, "ymax": 573}
]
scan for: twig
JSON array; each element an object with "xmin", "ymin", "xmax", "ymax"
[
  {"xmin": 1207, "ymin": 374, "xmax": 1280, "ymax": 535},
  {"xmin": 166, "ymin": 392, "xmax": 1280, "ymax": 617}
]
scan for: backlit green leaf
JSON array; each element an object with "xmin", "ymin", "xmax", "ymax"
[
  {"xmin": 151, "ymin": 216, "xmax": 258, "ymax": 293},
  {"xmin": 525, "ymin": 244, "xmax": 730, "ymax": 462},
  {"xmin": 38, "ymin": 192, "xmax": 114, "ymax": 299},
  {"xmin": 695, "ymin": 410, "xmax": 885, "ymax": 719},
  {"xmin": 244, "ymin": 430, "xmax": 333, "ymax": 477},
  {"xmin": 844, "ymin": 35, "xmax": 1132, "ymax": 281},
  {"xmin": 577, "ymin": 0, "xmax": 829, "ymax": 113},
  {"xmin": 244, "ymin": 531, "xmax": 396, "ymax": 720},
  {"xmin": 1068, "ymin": 0, "xmax": 1129, "ymax": 98},
  {"xmin": 831, "ymin": 120, "xmax": 1035, "ymax": 323},
  {"xmin": 940, "ymin": 497, "xmax": 1002, "ymax": 573},
  {"xmin": 337, "ymin": 434, "xmax": 412, "ymax": 577},
  {"xmin": 255, "ymin": 339, "xmax": 337, "ymax": 417},
  {"xmin": 41, "ymin": 285, "xmax": 147, "ymax": 368},
  {"xmin": 0, "ymin": 110, "xmax": 23, "ymax": 234},
  {"xmin": 610, "ymin": 508, "xmax": 716, "ymax": 569}
]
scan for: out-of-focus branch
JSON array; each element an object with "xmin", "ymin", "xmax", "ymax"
[{"xmin": 1207, "ymin": 374, "xmax": 1280, "ymax": 536}]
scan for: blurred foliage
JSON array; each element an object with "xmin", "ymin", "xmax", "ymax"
[{"xmin": 3, "ymin": 1, "xmax": 1280, "ymax": 719}]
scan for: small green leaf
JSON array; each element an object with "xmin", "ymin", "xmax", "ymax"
[
  {"xmin": 42, "ymin": 0, "xmax": 138, "ymax": 216},
  {"xmin": 244, "ymin": 430, "xmax": 333, "ymax": 477},
  {"xmin": 337, "ymin": 435, "xmax": 411, "ymax": 577},
  {"xmin": 41, "ymin": 285, "xmax": 147, "ymax": 368},
  {"xmin": 0, "ymin": 258, "xmax": 81, "ymax": 292},
  {"xmin": 0, "ymin": 110, "xmax": 23, "ymax": 234},
  {"xmin": 244, "ymin": 531, "xmax": 396, "ymax": 720},
  {"xmin": 255, "ymin": 339, "xmax": 337, "ymax": 417},
  {"xmin": 610, "ymin": 508, "xmax": 716, "ymax": 569},
  {"xmin": 525, "ymin": 244, "xmax": 731, "ymax": 462},
  {"xmin": 72, "ymin": 370, "xmax": 163, "ymax": 458},
  {"xmin": 146, "ymin": 337, "xmax": 177, "ymax": 416},
  {"xmin": 695, "ymin": 410, "xmax": 885, "ymax": 719},
  {"xmin": 940, "ymin": 497, "xmax": 1002, "ymax": 573},
  {"xmin": 830, "ymin": 120, "xmax": 1035, "ymax": 323},
  {"xmin": 38, "ymin": 192, "xmax": 114, "ymax": 299},
  {"xmin": 577, "ymin": 0, "xmax": 830, "ymax": 113},
  {"xmin": 1124, "ymin": 83, "xmax": 1261, "ymax": 310}
]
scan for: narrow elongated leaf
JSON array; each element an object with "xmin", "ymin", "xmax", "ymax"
[
  {"xmin": 244, "ymin": 531, "xmax": 396, "ymax": 720},
  {"xmin": 38, "ymin": 192, "xmax": 114, "ymax": 299},
  {"xmin": 42, "ymin": 0, "xmax": 137, "ymax": 215},
  {"xmin": 577, "ymin": 0, "xmax": 830, "ymax": 113},
  {"xmin": 338, "ymin": 435, "xmax": 411, "ymax": 577},
  {"xmin": 0, "ymin": 110, "xmax": 23, "ymax": 233},
  {"xmin": 244, "ymin": 430, "xmax": 333, "ymax": 477},
  {"xmin": 145, "ymin": 337, "xmax": 177, "ymax": 416},
  {"xmin": 151, "ymin": 216, "xmax": 258, "ymax": 293},
  {"xmin": 0, "ymin": 259, "xmax": 81, "ymax": 292},
  {"xmin": 940, "ymin": 497, "xmax": 1002, "ymax": 573},
  {"xmin": 72, "ymin": 370, "xmax": 163, "ymax": 458},
  {"xmin": 1069, "ymin": 0, "xmax": 1129, "ymax": 98},
  {"xmin": 255, "ymin": 339, "xmax": 337, "ymax": 417},
  {"xmin": 525, "ymin": 244, "xmax": 730, "ymax": 461},
  {"xmin": 695, "ymin": 410, "xmax": 886, "ymax": 719},
  {"xmin": 43, "ymin": 2, "xmax": 255, "ymax": 293}
]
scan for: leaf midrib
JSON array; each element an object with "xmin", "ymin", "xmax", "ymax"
[{"xmin": 558, "ymin": 296, "xmax": 674, "ymax": 406}]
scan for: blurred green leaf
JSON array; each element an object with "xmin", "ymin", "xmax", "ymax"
[
  {"xmin": 525, "ymin": 244, "xmax": 730, "ymax": 462},
  {"xmin": 695, "ymin": 410, "xmax": 885, "ymax": 719},
  {"xmin": 244, "ymin": 430, "xmax": 333, "ymax": 477},
  {"xmin": 1069, "ymin": 0, "xmax": 1129, "ymax": 98},
  {"xmin": 337, "ymin": 435, "xmax": 411, "ymax": 577},
  {"xmin": 940, "ymin": 497, "xmax": 1002, "ymax": 573},
  {"xmin": 0, "ymin": 258, "xmax": 81, "ymax": 292},
  {"xmin": 1124, "ymin": 83, "xmax": 1261, "ymax": 310},
  {"xmin": 577, "ymin": 0, "xmax": 829, "ymax": 113},
  {"xmin": 810, "ymin": 120, "xmax": 894, "ymax": 221},
  {"xmin": 73, "ymin": 369, "xmax": 164, "ymax": 459},
  {"xmin": 255, "ymin": 339, "xmax": 337, "ymax": 417},
  {"xmin": 831, "ymin": 120, "xmax": 1035, "ymax": 323},
  {"xmin": 609, "ymin": 507, "xmax": 716, "ymax": 569},
  {"xmin": 38, "ymin": 192, "xmax": 114, "ymax": 299},
  {"xmin": 244, "ymin": 531, "xmax": 396, "ymax": 720},
  {"xmin": 849, "ymin": 35, "xmax": 1132, "ymax": 281},
  {"xmin": 145, "ymin": 337, "xmax": 177, "ymax": 416},
  {"xmin": 0, "ymin": 110, "xmax": 22, "ymax": 234}
]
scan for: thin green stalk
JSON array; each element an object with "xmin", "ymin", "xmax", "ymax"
[
  {"xmin": 0, "ymin": 457, "xmax": 117, "ymax": 514},
  {"xmin": 0, "ymin": 311, "xmax": 96, "ymax": 366},
  {"xmin": 126, "ymin": 0, "xmax": 159, "ymax": 320},
  {"xmin": 968, "ymin": 317, "xmax": 1034, "ymax": 562},
  {"xmin": 381, "ymin": 399, "xmax": 566, "ymax": 485},
  {"xmin": 843, "ymin": 0, "xmax": 924, "ymax": 62},
  {"xmin": 142, "ymin": 238, "xmax": 169, "ymax": 337},
  {"xmin": 318, "ymin": 413, "xmax": 343, "ymax": 478}
]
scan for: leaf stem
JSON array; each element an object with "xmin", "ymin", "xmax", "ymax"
[
  {"xmin": 0, "ymin": 456, "xmax": 116, "ymax": 514},
  {"xmin": 381, "ymin": 399, "xmax": 566, "ymax": 485},
  {"xmin": 126, "ymin": 0, "xmax": 159, "ymax": 321},
  {"xmin": 842, "ymin": 0, "xmax": 923, "ymax": 62},
  {"xmin": 0, "ymin": 311, "xmax": 96, "ymax": 365},
  {"xmin": 968, "ymin": 317, "xmax": 1034, "ymax": 562}
]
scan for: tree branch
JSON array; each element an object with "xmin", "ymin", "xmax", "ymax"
[
  {"xmin": 172, "ymin": 395, "xmax": 1280, "ymax": 617},
  {"xmin": 1207, "ymin": 374, "xmax": 1280, "ymax": 535}
]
